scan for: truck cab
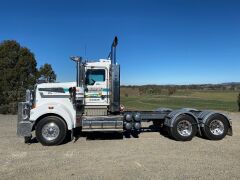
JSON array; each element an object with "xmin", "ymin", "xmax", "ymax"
[{"xmin": 17, "ymin": 52, "xmax": 121, "ymax": 145}]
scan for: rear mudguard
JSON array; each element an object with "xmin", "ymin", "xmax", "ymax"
[
  {"xmin": 164, "ymin": 109, "xmax": 201, "ymax": 135},
  {"xmin": 197, "ymin": 111, "xmax": 232, "ymax": 136}
]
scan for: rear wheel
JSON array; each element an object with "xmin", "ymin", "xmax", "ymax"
[
  {"xmin": 36, "ymin": 116, "xmax": 67, "ymax": 146},
  {"xmin": 170, "ymin": 114, "xmax": 197, "ymax": 141},
  {"xmin": 201, "ymin": 114, "xmax": 228, "ymax": 140}
]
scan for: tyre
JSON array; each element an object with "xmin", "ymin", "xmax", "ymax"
[
  {"xmin": 201, "ymin": 114, "xmax": 229, "ymax": 140},
  {"xmin": 170, "ymin": 114, "xmax": 197, "ymax": 141},
  {"xmin": 36, "ymin": 116, "xmax": 67, "ymax": 146}
]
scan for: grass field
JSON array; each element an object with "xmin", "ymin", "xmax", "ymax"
[{"xmin": 120, "ymin": 87, "xmax": 239, "ymax": 112}]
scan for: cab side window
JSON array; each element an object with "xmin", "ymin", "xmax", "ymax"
[{"xmin": 86, "ymin": 69, "xmax": 105, "ymax": 85}]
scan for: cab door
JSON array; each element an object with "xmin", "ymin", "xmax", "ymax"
[{"xmin": 85, "ymin": 68, "xmax": 109, "ymax": 106}]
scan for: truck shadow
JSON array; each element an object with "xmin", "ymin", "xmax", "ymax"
[
  {"xmin": 142, "ymin": 125, "xmax": 173, "ymax": 139},
  {"xmin": 26, "ymin": 137, "xmax": 38, "ymax": 144},
  {"xmin": 73, "ymin": 131, "xmax": 145, "ymax": 141},
  {"xmin": 72, "ymin": 125, "xmax": 172, "ymax": 143},
  {"xmin": 26, "ymin": 125, "xmax": 173, "ymax": 145},
  {"xmin": 73, "ymin": 128, "xmax": 143, "ymax": 142},
  {"xmin": 84, "ymin": 132, "xmax": 124, "ymax": 140}
]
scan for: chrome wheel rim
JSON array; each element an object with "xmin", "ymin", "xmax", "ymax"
[
  {"xmin": 209, "ymin": 120, "xmax": 224, "ymax": 135},
  {"xmin": 41, "ymin": 122, "xmax": 60, "ymax": 141},
  {"xmin": 177, "ymin": 120, "xmax": 192, "ymax": 137}
]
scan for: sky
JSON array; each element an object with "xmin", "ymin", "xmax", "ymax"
[{"xmin": 0, "ymin": 0, "xmax": 240, "ymax": 85}]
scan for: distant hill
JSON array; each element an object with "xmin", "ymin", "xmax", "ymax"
[
  {"xmin": 121, "ymin": 82, "xmax": 240, "ymax": 91},
  {"xmin": 122, "ymin": 82, "xmax": 240, "ymax": 87},
  {"xmin": 221, "ymin": 82, "xmax": 240, "ymax": 86}
]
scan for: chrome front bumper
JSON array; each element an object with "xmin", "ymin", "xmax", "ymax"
[{"xmin": 17, "ymin": 102, "xmax": 33, "ymax": 137}]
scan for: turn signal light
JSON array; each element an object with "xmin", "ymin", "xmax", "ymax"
[{"xmin": 32, "ymin": 104, "xmax": 36, "ymax": 109}]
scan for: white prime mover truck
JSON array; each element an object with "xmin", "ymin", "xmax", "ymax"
[{"xmin": 17, "ymin": 37, "xmax": 232, "ymax": 146}]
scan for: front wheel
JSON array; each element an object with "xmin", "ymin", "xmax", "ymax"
[
  {"xmin": 36, "ymin": 116, "xmax": 67, "ymax": 146},
  {"xmin": 169, "ymin": 114, "xmax": 197, "ymax": 141}
]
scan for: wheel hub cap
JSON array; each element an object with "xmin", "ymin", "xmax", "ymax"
[
  {"xmin": 177, "ymin": 120, "xmax": 192, "ymax": 137},
  {"xmin": 209, "ymin": 120, "xmax": 224, "ymax": 135},
  {"xmin": 41, "ymin": 122, "xmax": 60, "ymax": 141}
]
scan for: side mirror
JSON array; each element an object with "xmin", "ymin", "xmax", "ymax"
[
  {"xmin": 69, "ymin": 87, "xmax": 76, "ymax": 105},
  {"xmin": 25, "ymin": 90, "xmax": 33, "ymax": 106}
]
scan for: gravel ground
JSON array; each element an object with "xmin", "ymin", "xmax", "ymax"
[{"xmin": 0, "ymin": 113, "xmax": 240, "ymax": 180}]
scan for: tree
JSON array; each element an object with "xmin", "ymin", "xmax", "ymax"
[
  {"xmin": 0, "ymin": 40, "xmax": 37, "ymax": 113},
  {"xmin": 238, "ymin": 93, "xmax": 240, "ymax": 112},
  {"xmin": 38, "ymin": 63, "xmax": 56, "ymax": 83}
]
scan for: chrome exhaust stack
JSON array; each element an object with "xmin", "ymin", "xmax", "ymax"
[
  {"xmin": 70, "ymin": 56, "xmax": 82, "ymax": 87},
  {"xmin": 108, "ymin": 36, "xmax": 120, "ymax": 113},
  {"xmin": 108, "ymin": 36, "xmax": 118, "ymax": 65}
]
